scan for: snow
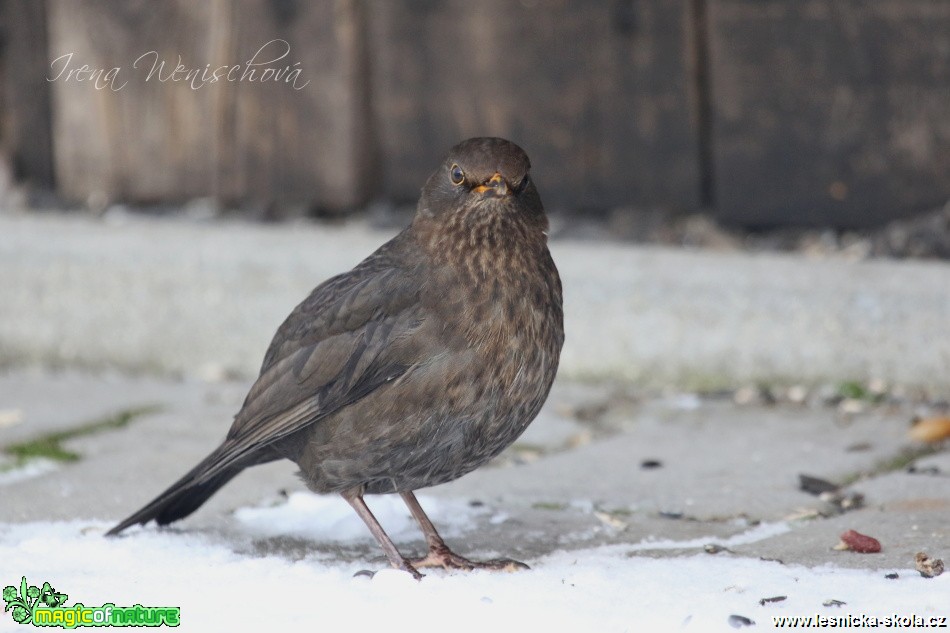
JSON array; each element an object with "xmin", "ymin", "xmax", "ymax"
[
  {"xmin": 1, "ymin": 494, "xmax": 946, "ymax": 632},
  {"xmin": 0, "ymin": 459, "xmax": 59, "ymax": 486},
  {"xmin": 624, "ymin": 521, "xmax": 791, "ymax": 552},
  {"xmin": 234, "ymin": 493, "xmax": 495, "ymax": 544}
]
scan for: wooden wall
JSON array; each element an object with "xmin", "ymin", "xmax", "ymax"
[
  {"xmin": 0, "ymin": 0, "xmax": 55, "ymax": 190},
  {"xmin": 366, "ymin": 0, "xmax": 701, "ymax": 212},
  {"xmin": 1, "ymin": 0, "xmax": 948, "ymax": 227},
  {"xmin": 43, "ymin": 0, "xmax": 367, "ymax": 209},
  {"xmin": 708, "ymin": 0, "xmax": 950, "ymax": 227}
]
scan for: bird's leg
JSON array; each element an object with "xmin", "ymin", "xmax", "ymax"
[
  {"xmin": 342, "ymin": 488, "xmax": 423, "ymax": 580},
  {"xmin": 399, "ymin": 491, "xmax": 529, "ymax": 572}
]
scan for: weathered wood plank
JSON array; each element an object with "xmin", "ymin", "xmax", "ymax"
[
  {"xmin": 367, "ymin": 0, "xmax": 701, "ymax": 211},
  {"xmin": 215, "ymin": 0, "xmax": 368, "ymax": 210},
  {"xmin": 0, "ymin": 0, "xmax": 55, "ymax": 189},
  {"xmin": 46, "ymin": 0, "xmax": 366, "ymax": 210},
  {"xmin": 708, "ymin": 0, "xmax": 950, "ymax": 228},
  {"xmin": 47, "ymin": 1, "xmax": 218, "ymax": 204}
]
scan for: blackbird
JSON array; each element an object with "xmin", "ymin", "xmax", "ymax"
[{"xmin": 107, "ymin": 137, "xmax": 564, "ymax": 579}]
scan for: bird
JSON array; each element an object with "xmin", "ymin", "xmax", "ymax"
[{"xmin": 106, "ymin": 137, "xmax": 564, "ymax": 579}]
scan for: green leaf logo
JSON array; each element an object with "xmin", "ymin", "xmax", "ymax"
[
  {"xmin": 2, "ymin": 576, "xmax": 69, "ymax": 625},
  {"xmin": 4, "ymin": 576, "xmax": 179, "ymax": 627},
  {"xmin": 2, "ymin": 576, "xmax": 35, "ymax": 625}
]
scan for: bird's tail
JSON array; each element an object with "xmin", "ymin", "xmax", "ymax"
[{"xmin": 105, "ymin": 446, "xmax": 252, "ymax": 536}]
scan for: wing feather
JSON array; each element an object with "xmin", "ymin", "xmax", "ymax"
[{"xmin": 198, "ymin": 230, "xmax": 430, "ymax": 480}]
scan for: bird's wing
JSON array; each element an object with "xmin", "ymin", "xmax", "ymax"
[{"xmin": 195, "ymin": 232, "xmax": 431, "ymax": 483}]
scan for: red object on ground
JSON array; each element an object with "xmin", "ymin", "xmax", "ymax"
[{"xmin": 840, "ymin": 529, "xmax": 882, "ymax": 553}]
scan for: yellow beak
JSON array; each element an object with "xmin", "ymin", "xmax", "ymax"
[{"xmin": 472, "ymin": 172, "xmax": 509, "ymax": 196}]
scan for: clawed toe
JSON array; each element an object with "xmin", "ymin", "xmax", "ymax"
[
  {"xmin": 411, "ymin": 545, "xmax": 529, "ymax": 573},
  {"xmin": 411, "ymin": 550, "xmax": 474, "ymax": 570},
  {"xmin": 478, "ymin": 558, "xmax": 530, "ymax": 572}
]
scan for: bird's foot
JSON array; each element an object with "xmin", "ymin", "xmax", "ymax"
[{"xmin": 411, "ymin": 544, "xmax": 529, "ymax": 572}]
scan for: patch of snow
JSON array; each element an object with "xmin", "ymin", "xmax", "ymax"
[
  {"xmin": 0, "ymin": 459, "xmax": 60, "ymax": 486},
  {"xmin": 234, "ymin": 492, "xmax": 487, "ymax": 543},
  {"xmin": 0, "ymin": 515, "xmax": 945, "ymax": 632},
  {"xmin": 627, "ymin": 521, "xmax": 791, "ymax": 552}
]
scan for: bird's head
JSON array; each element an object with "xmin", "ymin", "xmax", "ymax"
[{"xmin": 416, "ymin": 137, "xmax": 543, "ymax": 223}]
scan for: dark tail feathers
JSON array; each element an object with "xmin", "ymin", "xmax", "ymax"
[{"xmin": 106, "ymin": 448, "xmax": 251, "ymax": 536}]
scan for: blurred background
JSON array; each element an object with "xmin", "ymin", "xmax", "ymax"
[{"xmin": 2, "ymin": 0, "xmax": 949, "ymax": 254}]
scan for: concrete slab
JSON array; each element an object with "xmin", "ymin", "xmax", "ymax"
[
  {"xmin": 2, "ymin": 371, "xmax": 945, "ymax": 574},
  {"xmin": 1, "ymin": 212, "xmax": 949, "ymax": 390}
]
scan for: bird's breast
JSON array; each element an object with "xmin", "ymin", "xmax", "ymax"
[{"xmin": 433, "ymin": 242, "xmax": 563, "ymax": 409}]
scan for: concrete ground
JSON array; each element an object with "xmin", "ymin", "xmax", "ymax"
[
  {"xmin": 2, "ymin": 211, "xmax": 949, "ymax": 389},
  {"xmin": 0, "ymin": 211, "xmax": 948, "ymax": 576}
]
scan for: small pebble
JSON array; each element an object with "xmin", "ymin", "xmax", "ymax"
[
  {"xmin": 799, "ymin": 474, "xmax": 838, "ymax": 496},
  {"xmin": 787, "ymin": 385, "xmax": 808, "ymax": 404},
  {"xmin": 838, "ymin": 398, "xmax": 865, "ymax": 415},
  {"xmin": 915, "ymin": 552, "xmax": 945, "ymax": 578},
  {"xmin": 728, "ymin": 614, "xmax": 755, "ymax": 628},
  {"xmin": 733, "ymin": 386, "xmax": 756, "ymax": 405},
  {"xmin": 0, "ymin": 409, "xmax": 23, "ymax": 427},
  {"xmin": 868, "ymin": 378, "xmax": 888, "ymax": 395},
  {"xmin": 593, "ymin": 511, "xmax": 628, "ymax": 530},
  {"xmin": 759, "ymin": 556, "xmax": 785, "ymax": 565},
  {"xmin": 906, "ymin": 465, "xmax": 941, "ymax": 475},
  {"xmin": 820, "ymin": 491, "xmax": 865, "ymax": 513}
]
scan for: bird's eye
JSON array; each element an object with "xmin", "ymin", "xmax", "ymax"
[{"xmin": 449, "ymin": 164, "xmax": 465, "ymax": 185}]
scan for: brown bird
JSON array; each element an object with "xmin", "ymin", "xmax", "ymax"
[{"xmin": 107, "ymin": 137, "xmax": 564, "ymax": 579}]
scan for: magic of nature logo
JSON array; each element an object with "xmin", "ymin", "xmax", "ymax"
[{"xmin": 3, "ymin": 577, "xmax": 179, "ymax": 628}]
